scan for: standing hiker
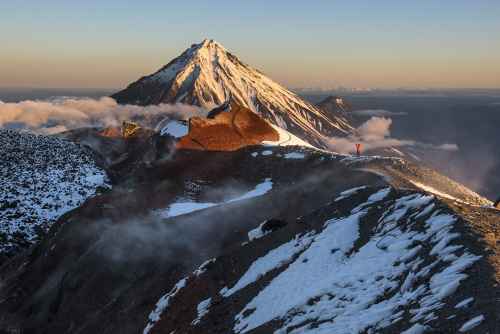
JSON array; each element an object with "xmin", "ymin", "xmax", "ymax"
[{"xmin": 355, "ymin": 143, "xmax": 362, "ymax": 156}]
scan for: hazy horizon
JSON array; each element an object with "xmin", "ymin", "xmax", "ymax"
[{"xmin": 2, "ymin": 1, "xmax": 500, "ymax": 90}]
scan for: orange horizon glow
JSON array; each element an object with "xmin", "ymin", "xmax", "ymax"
[{"xmin": 1, "ymin": 1, "xmax": 499, "ymax": 90}]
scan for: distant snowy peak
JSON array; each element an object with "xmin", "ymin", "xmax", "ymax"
[
  {"xmin": 317, "ymin": 95, "xmax": 352, "ymax": 114},
  {"xmin": 112, "ymin": 39, "xmax": 354, "ymax": 147}
]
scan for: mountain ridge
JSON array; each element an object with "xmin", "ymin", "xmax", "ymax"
[{"xmin": 0, "ymin": 141, "xmax": 497, "ymax": 333}]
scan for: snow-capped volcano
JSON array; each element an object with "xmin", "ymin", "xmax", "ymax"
[{"xmin": 112, "ymin": 39, "xmax": 353, "ymax": 147}]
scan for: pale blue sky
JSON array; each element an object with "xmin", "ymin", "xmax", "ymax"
[{"xmin": 1, "ymin": 0, "xmax": 499, "ymax": 88}]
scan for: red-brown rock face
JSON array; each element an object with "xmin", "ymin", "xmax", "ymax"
[{"xmin": 177, "ymin": 103, "xmax": 279, "ymax": 151}]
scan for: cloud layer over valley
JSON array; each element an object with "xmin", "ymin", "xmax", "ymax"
[
  {"xmin": 0, "ymin": 97, "xmax": 204, "ymax": 134},
  {"xmin": 0, "ymin": 98, "xmax": 460, "ymax": 158}
]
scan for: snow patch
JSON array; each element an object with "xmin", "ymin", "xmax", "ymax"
[
  {"xmin": 160, "ymin": 120, "xmax": 188, "ymax": 138},
  {"xmin": 231, "ymin": 189, "xmax": 481, "ymax": 334},
  {"xmin": 191, "ymin": 298, "xmax": 212, "ymax": 326},
  {"xmin": 228, "ymin": 178, "xmax": 272, "ymax": 202},
  {"xmin": 194, "ymin": 258, "xmax": 216, "ymax": 277},
  {"xmin": 283, "ymin": 152, "xmax": 305, "ymax": 159},
  {"xmin": 247, "ymin": 221, "xmax": 270, "ymax": 241},
  {"xmin": 222, "ymin": 233, "xmax": 314, "ymax": 298},
  {"xmin": 458, "ymin": 315, "xmax": 484, "ymax": 332},
  {"xmin": 144, "ymin": 278, "xmax": 187, "ymax": 334},
  {"xmin": 161, "ymin": 202, "xmax": 216, "ymax": 218},
  {"xmin": 263, "ymin": 124, "xmax": 316, "ymax": 148},
  {"xmin": 401, "ymin": 323, "xmax": 428, "ymax": 334},
  {"xmin": 159, "ymin": 179, "xmax": 273, "ymax": 218},
  {"xmin": 144, "ymin": 257, "xmax": 217, "ymax": 333},
  {"xmin": 455, "ymin": 297, "xmax": 474, "ymax": 309},
  {"xmin": 409, "ymin": 180, "xmax": 460, "ymax": 202},
  {"xmin": 334, "ymin": 186, "xmax": 367, "ymax": 201}
]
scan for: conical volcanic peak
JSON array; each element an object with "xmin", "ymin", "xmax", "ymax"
[
  {"xmin": 317, "ymin": 95, "xmax": 352, "ymax": 114},
  {"xmin": 112, "ymin": 40, "xmax": 353, "ymax": 147}
]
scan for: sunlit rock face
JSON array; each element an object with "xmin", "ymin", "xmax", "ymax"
[{"xmin": 176, "ymin": 103, "xmax": 279, "ymax": 151}]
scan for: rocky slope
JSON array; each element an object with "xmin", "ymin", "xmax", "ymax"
[
  {"xmin": 146, "ymin": 186, "xmax": 497, "ymax": 334},
  {"xmin": 111, "ymin": 39, "xmax": 353, "ymax": 147},
  {"xmin": 0, "ymin": 129, "xmax": 109, "ymax": 262},
  {"xmin": 0, "ymin": 133, "xmax": 497, "ymax": 333}
]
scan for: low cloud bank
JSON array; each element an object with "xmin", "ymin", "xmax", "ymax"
[
  {"xmin": 0, "ymin": 97, "xmax": 204, "ymax": 134},
  {"xmin": 326, "ymin": 117, "xmax": 458, "ymax": 154},
  {"xmin": 351, "ymin": 109, "xmax": 407, "ymax": 117}
]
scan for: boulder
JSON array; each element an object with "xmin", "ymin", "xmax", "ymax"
[{"xmin": 261, "ymin": 218, "xmax": 288, "ymax": 233}]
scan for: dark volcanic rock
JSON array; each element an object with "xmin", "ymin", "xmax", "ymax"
[{"xmin": 261, "ymin": 218, "xmax": 288, "ymax": 233}]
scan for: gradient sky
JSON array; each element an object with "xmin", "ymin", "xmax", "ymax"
[{"xmin": 1, "ymin": 0, "xmax": 500, "ymax": 89}]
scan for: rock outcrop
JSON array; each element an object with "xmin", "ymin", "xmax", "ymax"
[{"xmin": 177, "ymin": 103, "xmax": 279, "ymax": 151}]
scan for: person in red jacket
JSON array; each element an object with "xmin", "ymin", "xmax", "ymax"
[{"xmin": 355, "ymin": 143, "xmax": 362, "ymax": 156}]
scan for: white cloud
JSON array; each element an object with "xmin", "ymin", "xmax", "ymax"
[
  {"xmin": 325, "ymin": 116, "xmax": 458, "ymax": 154},
  {"xmin": 0, "ymin": 97, "xmax": 204, "ymax": 134},
  {"xmin": 357, "ymin": 116, "xmax": 392, "ymax": 140}
]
